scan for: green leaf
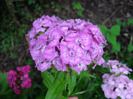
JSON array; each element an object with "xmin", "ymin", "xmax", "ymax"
[
  {"xmin": 35, "ymin": 96, "xmax": 45, "ymax": 99},
  {"xmin": 72, "ymin": 2, "xmax": 82, "ymax": 10},
  {"xmin": 44, "ymin": 4, "xmax": 49, "ymax": 8},
  {"xmin": 106, "ymin": 34, "xmax": 116, "ymax": 45},
  {"xmin": 112, "ymin": 42, "xmax": 121, "ymax": 52},
  {"xmin": 128, "ymin": 42, "xmax": 133, "ymax": 52},
  {"xmin": 78, "ymin": 71, "xmax": 91, "ymax": 82},
  {"xmin": 0, "ymin": 73, "xmax": 3, "ymax": 84},
  {"xmin": 72, "ymin": 2, "xmax": 84, "ymax": 17},
  {"xmin": 115, "ymin": 72, "xmax": 123, "ymax": 77},
  {"xmin": 18, "ymin": 29, "xmax": 23, "ymax": 37},
  {"xmin": 20, "ymin": 89, "xmax": 29, "ymax": 99},
  {"xmin": 116, "ymin": 18, "xmax": 121, "ymax": 26},
  {"xmin": 28, "ymin": 0, "xmax": 36, "ymax": 5},
  {"xmin": 72, "ymin": 89, "xmax": 89, "ymax": 96},
  {"xmin": 10, "ymin": 52, "xmax": 17, "ymax": 59},
  {"xmin": 45, "ymin": 75, "xmax": 65, "ymax": 99},
  {"xmin": 32, "ymin": 82, "xmax": 42, "ymax": 89},
  {"xmin": 2, "ymin": 40, "xmax": 5, "ymax": 45},
  {"xmin": 68, "ymin": 75, "xmax": 76, "ymax": 96},
  {"xmin": 41, "ymin": 71, "xmax": 54, "ymax": 89},
  {"xmin": 110, "ymin": 25, "xmax": 120, "ymax": 35},
  {"xmin": 3, "ymin": 47, "xmax": 8, "ymax": 53},
  {"xmin": 24, "ymin": 59, "xmax": 34, "ymax": 65},
  {"xmin": 54, "ymin": 71, "xmax": 64, "ymax": 83},
  {"xmin": 128, "ymin": 19, "xmax": 133, "ymax": 26},
  {"xmin": 4, "ymin": 89, "xmax": 13, "ymax": 95},
  {"xmin": 55, "ymin": 4, "xmax": 61, "ymax": 11},
  {"xmin": 98, "ymin": 25, "xmax": 108, "ymax": 35},
  {"xmin": 122, "ymin": 22, "xmax": 127, "ymax": 27},
  {"xmin": 77, "ymin": 11, "xmax": 83, "ymax": 17},
  {"xmin": 0, "ymin": 73, "xmax": 9, "ymax": 94}
]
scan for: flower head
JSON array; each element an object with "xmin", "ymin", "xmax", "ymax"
[
  {"xmin": 27, "ymin": 15, "xmax": 106, "ymax": 73},
  {"xmin": 7, "ymin": 65, "xmax": 32, "ymax": 94},
  {"xmin": 103, "ymin": 60, "xmax": 132, "ymax": 75},
  {"xmin": 101, "ymin": 74, "xmax": 133, "ymax": 99}
]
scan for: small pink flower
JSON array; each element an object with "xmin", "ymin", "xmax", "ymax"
[
  {"xmin": 53, "ymin": 57, "xmax": 66, "ymax": 71},
  {"xmin": 27, "ymin": 28, "xmax": 37, "ymax": 39},
  {"xmin": 21, "ymin": 78, "xmax": 32, "ymax": 88},
  {"xmin": 70, "ymin": 61, "xmax": 87, "ymax": 74},
  {"xmin": 101, "ymin": 74, "xmax": 133, "ymax": 99},
  {"xmin": 17, "ymin": 65, "xmax": 31, "ymax": 74},
  {"xmin": 60, "ymin": 41, "xmax": 84, "ymax": 65},
  {"xmin": 37, "ymin": 60, "xmax": 51, "ymax": 72},
  {"xmin": 7, "ymin": 65, "xmax": 32, "ymax": 94},
  {"xmin": 13, "ymin": 86, "xmax": 21, "ymax": 94},
  {"xmin": 103, "ymin": 60, "xmax": 132, "ymax": 75}
]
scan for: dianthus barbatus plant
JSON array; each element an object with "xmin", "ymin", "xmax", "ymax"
[
  {"xmin": 7, "ymin": 65, "xmax": 32, "ymax": 94},
  {"xmin": 101, "ymin": 60, "xmax": 133, "ymax": 99},
  {"xmin": 27, "ymin": 15, "xmax": 107, "ymax": 74}
]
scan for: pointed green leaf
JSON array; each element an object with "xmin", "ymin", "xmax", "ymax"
[
  {"xmin": 68, "ymin": 75, "xmax": 76, "ymax": 95},
  {"xmin": 28, "ymin": 0, "xmax": 36, "ymax": 5},
  {"xmin": 110, "ymin": 25, "xmax": 120, "ymax": 35},
  {"xmin": 106, "ymin": 34, "xmax": 116, "ymax": 45},
  {"xmin": 0, "ymin": 73, "xmax": 9, "ymax": 94},
  {"xmin": 115, "ymin": 72, "xmax": 123, "ymax": 77},
  {"xmin": 128, "ymin": 42, "xmax": 133, "ymax": 52},
  {"xmin": 41, "ymin": 71, "xmax": 54, "ymax": 89},
  {"xmin": 112, "ymin": 42, "xmax": 121, "ymax": 52},
  {"xmin": 4, "ymin": 89, "xmax": 13, "ymax": 95},
  {"xmin": 45, "ymin": 75, "xmax": 65, "ymax": 99},
  {"xmin": 77, "ymin": 11, "xmax": 82, "ymax": 17},
  {"xmin": 128, "ymin": 19, "xmax": 133, "ymax": 26},
  {"xmin": 122, "ymin": 22, "xmax": 127, "ymax": 27},
  {"xmin": 116, "ymin": 19, "xmax": 121, "ymax": 26},
  {"xmin": 54, "ymin": 71, "xmax": 65, "ymax": 83},
  {"xmin": 98, "ymin": 25, "xmax": 108, "ymax": 35}
]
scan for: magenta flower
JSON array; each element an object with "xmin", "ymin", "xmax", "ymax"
[
  {"xmin": 7, "ymin": 70, "xmax": 17, "ymax": 88},
  {"xmin": 102, "ymin": 60, "xmax": 133, "ymax": 99},
  {"xmin": 27, "ymin": 15, "xmax": 107, "ymax": 73},
  {"xmin": 43, "ymin": 47, "xmax": 58, "ymax": 61},
  {"xmin": 7, "ymin": 65, "xmax": 32, "ymax": 94},
  {"xmin": 27, "ymin": 28, "xmax": 37, "ymax": 39},
  {"xmin": 13, "ymin": 86, "xmax": 21, "ymax": 95},
  {"xmin": 103, "ymin": 60, "xmax": 132, "ymax": 75},
  {"xmin": 70, "ymin": 61, "xmax": 88, "ymax": 74},
  {"xmin": 21, "ymin": 78, "xmax": 32, "ymax": 88},
  {"xmin": 76, "ymin": 32, "xmax": 92, "ymax": 50},
  {"xmin": 17, "ymin": 65, "xmax": 31, "ymax": 74},
  {"xmin": 101, "ymin": 74, "xmax": 133, "ymax": 99},
  {"xmin": 89, "ymin": 25, "xmax": 107, "ymax": 45},
  {"xmin": 60, "ymin": 41, "xmax": 84, "ymax": 65},
  {"xmin": 53, "ymin": 57, "xmax": 66, "ymax": 71},
  {"xmin": 65, "ymin": 30, "xmax": 79, "ymax": 42},
  {"xmin": 36, "ymin": 60, "xmax": 51, "ymax": 72}
]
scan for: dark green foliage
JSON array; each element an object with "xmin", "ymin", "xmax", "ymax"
[
  {"xmin": 98, "ymin": 25, "xmax": 121, "ymax": 52},
  {"xmin": 72, "ymin": 2, "xmax": 84, "ymax": 17}
]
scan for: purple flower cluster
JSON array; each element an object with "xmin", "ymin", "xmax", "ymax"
[
  {"xmin": 7, "ymin": 65, "xmax": 32, "ymax": 94},
  {"xmin": 103, "ymin": 60, "xmax": 132, "ymax": 75},
  {"xmin": 102, "ymin": 74, "xmax": 133, "ymax": 99},
  {"xmin": 27, "ymin": 15, "xmax": 106, "ymax": 74},
  {"xmin": 102, "ymin": 60, "xmax": 133, "ymax": 99}
]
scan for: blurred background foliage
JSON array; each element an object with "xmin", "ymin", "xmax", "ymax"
[{"xmin": 0, "ymin": 0, "xmax": 133, "ymax": 99}]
